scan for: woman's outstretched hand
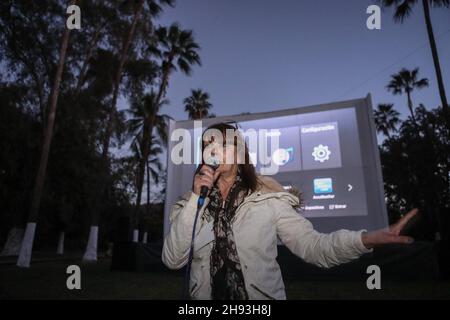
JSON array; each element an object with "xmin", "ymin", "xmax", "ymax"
[{"xmin": 361, "ymin": 208, "xmax": 418, "ymax": 249}]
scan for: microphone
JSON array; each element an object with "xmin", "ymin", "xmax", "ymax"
[{"xmin": 197, "ymin": 158, "xmax": 219, "ymax": 207}]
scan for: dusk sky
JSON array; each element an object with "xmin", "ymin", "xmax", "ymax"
[{"xmin": 152, "ymin": 0, "xmax": 450, "ymax": 123}]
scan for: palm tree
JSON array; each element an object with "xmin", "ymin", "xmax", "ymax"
[
  {"xmin": 184, "ymin": 89, "xmax": 213, "ymax": 120},
  {"xmin": 126, "ymin": 24, "xmax": 201, "ymax": 241},
  {"xmin": 153, "ymin": 23, "xmax": 201, "ymax": 105},
  {"xmin": 16, "ymin": 0, "xmax": 76, "ymax": 268},
  {"xmin": 131, "ymin": 135, "xmax": 164, "ymax": 243},
  {"xmin": 386, "ymin": 68, "xmax": 428, "ymax": 122},
  {"xmin": 101, "ymin": 0, "xmax": 174, "ymax": 161},
  {"xmin": 83, "ymin": 0, "xmax": 173, "ymax": 262},
  {"xmin": 127, "ymin": 92, "xmax": 170, "ymax": 241},
  {"xmin": 145, "ymin": 136, "xmax": 164, "ymax": 207},
  {"xmin": 374, "ymin": 103, "xmax": 401, "ymax": 138},
  {"xmin": 380, "ymin": 0, "xmax": 449, "ymax": 124}
]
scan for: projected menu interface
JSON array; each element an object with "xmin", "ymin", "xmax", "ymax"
[
  {"xmin": 240, "ymin": 107, "xmax": 368, "ymax": 218},
  {"xmin": 300, "ymin": 122, "xmax": 342, "ymax": 170}
]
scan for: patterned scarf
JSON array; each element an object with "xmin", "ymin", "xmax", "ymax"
[{"xmin": 207, "ymin": 174, "xmax": 249, "ymax": 300}]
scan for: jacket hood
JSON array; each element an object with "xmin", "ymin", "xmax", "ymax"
[
  {"xmin": 251, "ymin": 176, "xmax": 300, "ymax": 208},
  {"xmin": 256, "ymin": 176, "xmax": 286, "ymax": 193}
]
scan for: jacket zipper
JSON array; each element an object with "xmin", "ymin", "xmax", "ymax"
[{"xmin": 250, "ymin": 284, "xmax": 276, "ymax": 300}]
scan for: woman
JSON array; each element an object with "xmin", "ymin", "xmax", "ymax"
[{"xmin": 162, "ymin": 122, "xmax": 417, "ymax": 300}]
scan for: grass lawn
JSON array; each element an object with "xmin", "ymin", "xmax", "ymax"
[{"xmin": 1, "ymin": 258, "xmax": 449, "ymax": 300}]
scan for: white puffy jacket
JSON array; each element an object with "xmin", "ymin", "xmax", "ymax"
[{"xmin": 162, "ymin": 176, "xmax": 372, "ymax": 300}]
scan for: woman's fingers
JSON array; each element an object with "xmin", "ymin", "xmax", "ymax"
[
  {"xmin": 193, "ymin": 165, "xmax": 216, "ymax": 195},
  {"xmin": 391, "ymin": 208, "xmax": 418, "ymax": 234},
  {"xmin": 197, "ymin": 173, "xmax": 213, "ymax": 187},
  {"xmin": 386, "ymin": 234, "xmax": 414, "ymax": 245},
  {"xmin": 365, "ymin": 230, "xmax": 415, "ymax": 247},
  {"xmin": 199, "ymin": 165, "xmax": 215, "ymax": 177},
  {"xmin": 199, "ymin": 165, "xmax": 221, "ymax": 185},
  {"xmin": 198, "ymin": 171, "xmax": 214, "ymax": 181}
]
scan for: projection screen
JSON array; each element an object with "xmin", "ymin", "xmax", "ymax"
[{"xmin": 163, "ymin": 94, "xmax": 388, "ymax": 236}]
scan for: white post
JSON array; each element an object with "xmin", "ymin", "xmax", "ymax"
[
  {"xmin": 435, "ymin": 232, "xmax": 441, "ymax": 241},
  {"xmin": 82, "ymin": 225, "xmax": 98, "ymax": 262},
  {"xmin": 132, "ymin": 229, "xmax": 139, "ymax": 242},
  {"xmin": 56, "ymin": 231, "xmax": 65, "ymax": 255},
  {"xmin": 142, "ymin": 232, "xmax": 148, "ymax": 244},
  {"xmin": 16, "ymin": 222, "xmax": 37, "ymax": 268},
  {"xmin": 106, "ymin": 242, "xmax": 114, "ymax": 257}
]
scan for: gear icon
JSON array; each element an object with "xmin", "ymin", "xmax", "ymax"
[{"xmin": 312, "ymin": 144, "xmax": 331, "ymax": 163}]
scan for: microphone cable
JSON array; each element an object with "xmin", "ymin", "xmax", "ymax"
[
  {"xmin": 182, "ymin": 197, "xmax": 205, "ymax": 299},
  {"xmin": 182, "ymin": 163, "xmax": 218, "ymax": 299}
]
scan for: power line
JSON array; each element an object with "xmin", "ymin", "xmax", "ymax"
[{"xmin": 337, "ymin": 28, "xmax": 450, "ymax": 100}]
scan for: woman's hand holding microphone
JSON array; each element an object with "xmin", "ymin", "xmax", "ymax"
[{"xmin": 193, "ymin": 165, "xmax": 221, "ymax": 197}]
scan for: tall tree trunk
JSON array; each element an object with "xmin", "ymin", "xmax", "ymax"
[
  {"xmin": 2, "ymin": 203, "xmax": 25, "ymax": 256},
  {"xmin": 422, "ymin": 0, "xmax": 449, "ymax": 127},
  {"xmin": 101, "ymin": 0, "xmax": 145, "ymax": 161},
  {"xmin": 155, "ymin": 67, "xmax": 169, "ymax": 107},
  {"xmin": 155, "ymin": 54, "xmax": 174, "ymax": 106},
  {"xmin": 84, "ymin": 0, "xmax": 144, "ymax": 257},
  {"xmin": 82, "ymin": 194, "xmax": 101, "ymax": 261},
  {"xmin": 423, "ymin": 0, "xmax": 449, "ymax": 246},
  {"xmin": 56, "ymin": 231, "xmax": 65, "ymax": 255},
  {"xmin": 406, "ymin": 90, "xmax": 416, "ymax": 123},
  {"xmin": 74, "ymin": 24, "xmax": 105, "ymax": 96},
  {"xmin": 145, "ymin": 150, "xmax": 151, "ymax": 242},
  {"xmin": 133, "ymin": 121, "xmax": 152, "ymax": 242},
  {"xmin": 83, "ymin": 225, "xmax": 99, "ymax": 261},
  {"xmin": 16, "ymin": 1, "xmax": 75, "ymax": 268},
  {"xmin": 71, "ymin": 25, "xmax": 104, "ymax": 263},
  {"xmin": 146, "ymin": 155, "xmax": 150, "ymax": 216},
  {"xmin": 142, "ymin": 232, "xmax": 148, "ymax": 244},
  {"xmin": 144, "ymin": 143, "xmax": 154, "ymax": 243},
  {"xmin": 140, "ymin": 57, "xmax": 173, "ymax": 241}
]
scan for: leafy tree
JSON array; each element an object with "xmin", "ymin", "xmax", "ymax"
[
  {"xmin": 380, "ymin": 105, "xmax": 449, "ymax": 248},
  {"xmin": 0, "ymin": 83, "xmax": 39, "ymax": 252},
  {"xmin": 0, "ymin": 0, "xmax": 66, "ymax": 134},
  {"xmin": 16, "ymin": 0, "xmax": 77, "ymax": 268}
]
